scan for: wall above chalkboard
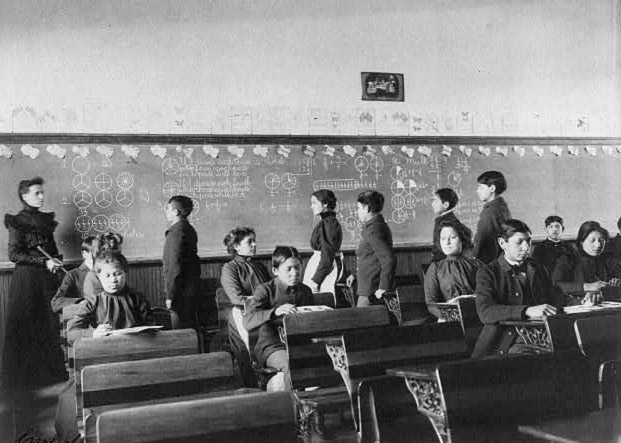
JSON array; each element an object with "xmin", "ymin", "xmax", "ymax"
[{"xmin": 0, "ymin": 134, "xmax": 619, "ymax": 266}]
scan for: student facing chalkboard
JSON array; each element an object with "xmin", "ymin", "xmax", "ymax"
[{"xmin": 473, "ymin": 171, "xmax": 512, "ymax": 264}]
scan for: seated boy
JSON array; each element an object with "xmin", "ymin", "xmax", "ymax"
[
  {"xmin": 531, "ymin": 215, "xmax": 571, "ymax": 275},
  {"xmin": 473, "ymin": 171, "xmax": 511, "ymax": 264},
  {"xmin": 242, "ymin": 246, "xmax": 314, "ymax": 391},
  {"xmin": 430, "ymin": 187, "xmax": 467, "ymax": 262},
  {"xmin": 472, "ymin": 219, "xmax": 593, "ymax": 358},
  {"xmin": 50, "ymin": 235, "xmax": 95, "ymax": 314}
]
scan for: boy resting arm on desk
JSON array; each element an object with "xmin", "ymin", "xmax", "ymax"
[
  {"xmin": 472, "ymin": 219, "xmax": 594, "ymax": 359},
  {"xmin": 242, "ymin": 246, "xmax": 314, "ymax": 391}
]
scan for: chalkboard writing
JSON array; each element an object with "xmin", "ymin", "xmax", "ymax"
[{"xmin": 0, "ymin": 143, "xmax": 619, "ymax": 264}]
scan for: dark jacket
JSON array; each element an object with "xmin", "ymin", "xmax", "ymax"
[
  {"xmin": 162, "ymin": 219, "xmax": 201, "ymax": 322},
  {"xmin": 604, "ymin": 234, "xmax": 621, "ymax": 261},
  {"xmin": 473, "ymin": 197, "xmax": 511, "ymax": 264},
  {"xmin": 5, "ymin": 207, "xmax": 60, "ymax": 265},
  {"xmin": 431, "ymin": 211, "xmax": 463, "ymax": 262},
  {"xmin": 531, "ymin": 238, "xmax": 572, "ymax": 276},
  {"xmin": 309, "ymin": 211, "xmax": 342, "ymax": 285},
  {"xmin": 220, "ymin": 255, "xmax": 271, "ymax": 305},
  {"xmin": 472, "ymin": 255, "xmax": 564, "ymax": 358},
  {"xmin": 242, "ymin": 279, "xmax": 314, "ymax": 366},
  {"xmin": 51, "ymin": 262, "xmax": 90, "ymax": 313},
  {"xmin": 356, "ymin": 214, "xmax": 397, "ymax": 298},
  {"xmin": 552, "ymin": 248, "xmax": 621, "ymax": 297}
]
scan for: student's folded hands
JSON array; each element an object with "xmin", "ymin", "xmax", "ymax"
[
  {"xmin": 275, "ymin": 303, "xmax": 297, "ymax": 317},
  {"xmin": 525, "ymin": 304, "xmax": 557, "ymax": 320}
]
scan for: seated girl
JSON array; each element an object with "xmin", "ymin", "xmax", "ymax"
[
  {"xmin": 82, "ymin": 232, "xmax": 124, "ymax": 302},
  {"xmin": 552, "ymin": 220, "xmax": 621, "ymax": 301},
  {"xmin": 221, "ymin": 226, "xmax": 271, "ymax": 387},
  {"xmin": 242, "ymin": 246, "xmax": 314, "ymax": 391},
  {"xmin": 57, "ymin": 251, "xmax": 151, "ymax": 441},
  {"xmin": 425, "ymin": 219, "xmax": 481, "ymax": 320}
]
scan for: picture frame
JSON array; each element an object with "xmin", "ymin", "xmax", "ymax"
[{"xmin": 361, "ymin": 72, "xmax": 404, "ymax": 102}]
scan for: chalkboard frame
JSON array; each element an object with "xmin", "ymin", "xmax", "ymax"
[{"xmin": 0, "ymin": 133, "xmax": 619, "ymax": 269}]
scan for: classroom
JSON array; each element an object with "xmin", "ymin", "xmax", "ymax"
[{"xmin": 0, "ymin": 1, "xmax": 620, "ymax": 442}]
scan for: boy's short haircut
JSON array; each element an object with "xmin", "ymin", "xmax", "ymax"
[
  {"xmin": 617, "ymin": 216, "xmax": 621, "ymax": 231},
  {"xmin": 357, "ymin": 190, "xmax": 385, "ymax": 213},
  {"xmin": 498, "ymin": 219, "xmax": 531, "ymax": 241},
  {"xmin": 477, "ymin": 171, "xmax": 507, "ymax": 195},
  {"xmin": 94, "ymin": 250, "xmax": 129, "ymax": 273},
  {"xmin": 272, "ymin": 246, "xmax": 301, "ymax": 269},
  {"xmin": 81, "ymin": 235, "xmax": 96, "ymax": 253},
  {"xmin": 435, "ymin": 188, "xmax": 459, "ymax": 210},
  {"xmin": 168, "ymin": 195, "xmax": 194, "ymax": 218},
  {"xmin": 544, "ymin": 215, "xmax": 564, "ymax": 229}
]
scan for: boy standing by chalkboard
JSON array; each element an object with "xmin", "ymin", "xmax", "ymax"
[
  {"xmin": 163, "ymin": 195, "xmax": 201, "ymax": 328},
  {"xmin": 473, "ymin": 171, "xmax": 511, "ymax": 264}
]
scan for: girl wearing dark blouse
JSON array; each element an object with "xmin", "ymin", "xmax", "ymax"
[
  {"xmin": 1, "ymin": 177, "xmax": 66, "ymax": 440},
  {"xmin": 552, "ymin": 221, "xmax": 621, "ymax": 299},
  {"xmin": 220, "ymin": 227, "xmax": 271, "ymax": 387},
  {"xmin": 303, "ymin": 189, "xmax": 343, "ymax": 295},
  {"xmin": 425, "ymin": 220, "xmax": 481, "ymax": 319}
]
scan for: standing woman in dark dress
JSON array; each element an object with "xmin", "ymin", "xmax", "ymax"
[
  {"xmin": 1, "ymin": 177, "xmax": 65, "ymax": 439},
  {"xmin": 302, "ymin": 189, "xmax": 343, "ymax": 296}
]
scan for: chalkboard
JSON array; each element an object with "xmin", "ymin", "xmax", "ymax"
[{"xmin": 0, "ymin": 142, "xmax": 619, "ymax": 264}]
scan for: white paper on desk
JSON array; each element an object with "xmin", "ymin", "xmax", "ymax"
[
  {"xmin": 101, "ymin": 325, "xmax": 164, "ymax": 336},
  {"xmin": 563, "ymin": 301, "xmax": 621, "ymax": 315},
  {"xmin": 295, "ymin": 305, "xmax": 334, "ymax": 313}
]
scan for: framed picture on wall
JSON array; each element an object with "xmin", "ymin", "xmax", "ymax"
[{"xmin": 361, "ymin": 72, "xmax": 404, "ymax": 101}]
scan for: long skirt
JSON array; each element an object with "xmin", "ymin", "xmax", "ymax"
[{"xmin": 0, "ymin": 264, "xmax": 65, "ymax": 393}]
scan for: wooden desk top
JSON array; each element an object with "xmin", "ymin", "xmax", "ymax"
[{"xmin": 518, "ymin": 408, "xmax": 621, "ymax": 443}]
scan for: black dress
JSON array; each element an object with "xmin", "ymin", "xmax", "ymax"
[{"xmin": 1, "ymin": 206, "xmax": 65, "ymax": 392}]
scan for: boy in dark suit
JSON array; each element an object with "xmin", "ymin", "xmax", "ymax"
[
  {"xmin": 531, "ymin": 215, "xmax": 571, "ymax": 275},
  {"xmin": 473, "ymin": 219, "xmax": 561, "ymax": 358},
  {"xmin": 163, "ymin": 195, "xmax": 201, "ymax": 328},
  {"xmin": 604, "ymin": 216, "xmax": 621, "ymax": 260},
  {"xmin": 473, "ymin": 171, "xmax": 511, "ymax": 264}
]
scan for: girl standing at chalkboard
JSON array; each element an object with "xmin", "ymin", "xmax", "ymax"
[
  {"xmin": 1, "ymin": 177, "xmax": 66, "ymax": 440},
  {"xmin": 302, "ymin": 189, "xmax": 344, "ymax": 296}
]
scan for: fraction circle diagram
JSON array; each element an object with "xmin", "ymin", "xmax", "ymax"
[
  {"xmin": 264, "ymin": 173, "xmax": 280, "ymax": 192},
  {"xmin": 368, "ymin": 156, "xmax": 384, "ymax": 173},
  {"xmin": 403, "ymin": 179, "xmax": 418, "ymax": 193},
  {"xmin": 390, "ymin": 180, "xmax": 405, "ymax": 196},
  {"xmin": 354, "ymin": 156, "xmax": 369, "ymax": 173},
  {"xmin": 92, "ymin": 214, "xmax": 110, "ymax": 232},
  {"xmin": 280, "ymin": 173, "xmax": 297, "ymax": 191},
  {"xmin": 73, "ymin": 191, "xmax": 92, "ymax": 209},
  {"xmin": 344, "ymin": 215, "xmax": 359, "ymax": 232},
  {"xmin": 392, "ymin": 209, "xmax": 407, "ymax": 224},
  {"xmin": 75, "ymin": 215, "xmax": 92, "ymax": 233},
  {"xmin": 390, "ymin": 165, "xmax": 405, "ymax": 181},
  {"xmin": 72, "ymin": 156, "xmax": 90, "ymax": 175},
  {"xmin": 109, "ymin": 214, "xmax": 129, "ymax": 232},
  {"xmin": 72, "ymin": 174, "xmax": 91, "ymax": 192},
  {"xmin": 95, "ymin": 191, "xmax": 113, "ymax": 208},
  {"xmin": 162, "ymin": 181, "xmax": 182, "ymax": 200},
  {"xmin": 117, "ymin": 172, "xmax": 134, "ymax": 190},
  {"xmin": 95, "ymin": 173, "xmax": 113, "ymax": 191},
  {"xmin": 116, "ymin": 189, "xmax": 134, "ymax": 207},
  {"xmin": 391, "ymin": 195, "xmax": 405, "ymax": 210},
  {"xmin": 161, "ymin": 158, "xmax": 181, "ymax": 175},
  {"xmin": 404, "ymin": 194, "xmax": 417, "ymax": 210}
]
